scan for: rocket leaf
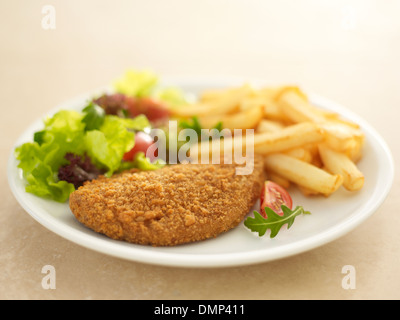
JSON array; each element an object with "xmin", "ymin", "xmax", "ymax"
[{"xmin": 244, "ymin": 205, "xmax": 311, "ymax": 238}]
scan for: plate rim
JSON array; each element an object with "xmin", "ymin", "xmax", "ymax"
[{"xmin": 7, "ymin": 78, "xmax": 395, "ymax": 268}]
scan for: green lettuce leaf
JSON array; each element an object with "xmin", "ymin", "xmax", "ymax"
[
  {"xmin": 25, "ymin": 161, "xmax": 75, "ymax": 202},
  {"xmin": 118, "ymin": 114, "xmax": 151, "ymax": 131},
  {"xmin": 132, "ymin": 152, "xmax": 166, "ymax": 171},
  {"xmin": 113, "ymin": 69, "xmax": 159, "ymax": 98},
  {"xmin": 154, "ymin": 87, "xmax": 190, "ymax": 108},
  {"xmin": 15, "ymin": 109, "xmax": 151, "ymax": 202},
  {"xmin": 82, "ymin": 102, "xmax": 105, "ymax": 131},
  {"xmin": 113, "ymin": 69, "xmax": 190, "ymax": 107},
  {"xmin": 15, "ymin": 110, "xmax": 87, "ymax": 202},
  {"xmin": 84, "ymin": 115, "xmax": 135, "ymax": 176},
  {"xmin": 117, "ymin": 152, "xmax": 166, "ymax": 172}
]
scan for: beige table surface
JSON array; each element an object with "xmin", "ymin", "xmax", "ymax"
[{"xmin": 1, "ymin": 0, "xmax": 399, "ymax": 300}]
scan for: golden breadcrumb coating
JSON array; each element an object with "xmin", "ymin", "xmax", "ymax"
[{"xmin": 69, "ymin": 155, "xmax": 265, "ymax": 246}]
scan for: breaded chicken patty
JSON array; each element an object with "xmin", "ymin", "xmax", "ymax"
[{"xmin": 69, "ymin": 155, "xmax": 265, "ymax": 246}]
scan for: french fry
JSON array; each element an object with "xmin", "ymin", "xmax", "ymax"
[
  {"xmin": 189, "ymin": 122, "xmax": 324, "ymax": 163},
  {"xmin": 169, "ymin": 102, "xmax": 211, "ymax": 118},
  {"xmin": 302, "ymin": 142, "xmax": 320, "ymax": 158},
  {"xmin": 276, "ymin": 88, "xmax": 356, "ymax": 126},
  {"xmin": 274, "ymin": 86, "xmax": 309, "ymax": 102},
  {"xmin": 278, "ymin": 90, "xmax": 326, "ymax": 123},
  {"xmin": 188, "ymin": 129, "xmax": 250, "ymax": 163},
  {"xmin": 209, "ymin": 83, "xmax": 252, "ymax": 114},
  {"xmin": 343, "ymin": 137, "xmax": 364, "ymax": 163},
  {"xmin": 254, "ymin": 122, "xmax": 324, "ymax": 155},
  {"xmin": 264, "ymin": 153, "xmax": 343, "ymax": 196},
  {"xmin": 245, "ymin": 87, "xmax": 289, "ymax": 121},
  {"xmin": 239, "ymin": 96, "xmax": 266, "ymax": 111},
  {"xmin": 318, "ymin": 144, "xmax": 364, "ymax": 191},
  {"xmin": 317, "ymin": 109, "xmax": 342, "ymax": 121},
  {"xmin": 283, "ymin": 147, "xmax": 312, "ymax": 163},
  {"xmin": 266, "ymin": 171, "xmax": 291, "ymax": 189},
  {"xmin": 320, "ymin": 121, "xmax": 365, "ymax": 153},
  {"xmin": 297, "ymin": 185, "xmax": 320, "ymax": 196},
  {"xmin": 325, "ymin": 116, "xmax": 361, "ymax": 129},
  {"xmin": 198, "ymin": 105, "xmax": 263, "ymax": 130},
  {"xmin": 256, "ymin": 87, "xmax": 281, "ymax": 99},
  {"xmin": 263, "ymin": 100, "xmax": 292, "ymax": 122},
  {"xmin": 256, "ymin": 119, "xmax": 285, "ymax": 133},
  {"xmin": 171, "ymin": 84, "xmax": 252, "ymax": 118},
  {"xmin": 276, "ymin": 91, "xmax": 365, "ymax": 151},
  {"xmin": 310, "ymin": 151, "xmax": 323, "ymax": 168},
  {"xmin": 199, "ymin": 88, "xmax": 234, "ymax": 102}
]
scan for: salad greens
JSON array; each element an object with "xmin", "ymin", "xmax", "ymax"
[
  {"xmin": 114, "ymin": 69, "xmax": 159, "ymax": 98},
  {"xmin": 14, "ymin": 69, "xmax": 220, "ymax": 203},
  {"xmin": 153, "ymin": 87, "xmax": 190, "ymax": 108},
  {"xmin": 130, "ymin": 152, "xmax": 165, "ymax": 171},
  {"xmin": 113, "ymin": 69, "xmax": 189, "ymax": 107},
  {"xmin": 81, "ymin": 102, "xmax": 105, "ymax": 131},
  {"xmin": 244, "ymin": 205, "xmax": 311, "ymax": 238},
  {"xmin": 14, "ymin": 68, "xmax": 191, "ymax": 203},
  {"xmin": 179, "ymin": 116, "xmax": 223, "ymax": 139},
  {"xmin": 15, "ymin": 105, "xmax": 153, "ymax": 202},
  {"xmin": 58, "ymin": 153, "xmax": 104, "ymax": 190}
]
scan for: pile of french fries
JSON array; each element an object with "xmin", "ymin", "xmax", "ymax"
[{"xmin": 168, "ymin": 84, "xmax": 365, "ymax": 197}]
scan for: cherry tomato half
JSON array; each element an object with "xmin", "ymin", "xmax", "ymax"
[
  {"xmin": 260, "ymin": 181, "xmax": 293, "ymax": 217},
  {"xmin": 123, "ymin": 131, "xmax": 155, "ymax": 161}
]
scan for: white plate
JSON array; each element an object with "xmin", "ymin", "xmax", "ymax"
[{"xmin": 7, "ymin": 77, "xmax": 394, "ymax": 268}]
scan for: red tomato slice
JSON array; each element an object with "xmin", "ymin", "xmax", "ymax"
[
  {"xmin": 123, "ymin": 131, "xmax": 155, "ymax": 161},
  {"xmin": 260, "ymin": 181, "xmax": 293, "ymax": 217}
]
